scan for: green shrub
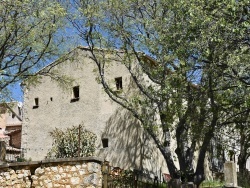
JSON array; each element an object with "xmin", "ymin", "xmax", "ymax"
[{"xmin": 47, "ymin": 125, "xmax": 97, "ymax": 158}]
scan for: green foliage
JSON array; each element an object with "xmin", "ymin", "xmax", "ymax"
[
  {"xmin": 109, "ymin": 169, "xmax": 167, "ymax": 188},
  {"xmin": 200, "ymin": 180, "xmax": 224, "ymax": 187},
  {"xmin": 111, "ymin": 169, "xmax": 134, "ymax": 187},
  {"xmin": 0, "ymin": 0, "xmax": 67, "ymax": 102},
  {"xmin": 47, "ymin": 125, "xmax": 97, "ymax": 158},
  {"xmin": 70, "ymin": 0, "xmax": 250, "ymax": 183},
  {"xmin": 16, "ymin": 157, "xmax": 32, "ymax": 162}
]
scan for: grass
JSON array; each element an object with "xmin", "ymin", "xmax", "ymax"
[{"xmin": 200, "ymin": 180, "xmax": 224, "ymax": 188}]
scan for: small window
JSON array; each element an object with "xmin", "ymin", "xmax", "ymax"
[
  {"xmin": 33, "ymin": 98, "xmax": 39, "ymax": 109},
  {"xmin": 102, "ymin": 138, "xmax": 109, "ymax": 148},
  {"xmin": 12, "ymin": 113, "xmax": 15, "ymax": 119},
  {"xmin": 71, "ymin": 86, "xmax": 80, "ymax": 102},
  {"xmin": 115, "ymin": 77, "xmax": 123, "ymax": 90},
  {"xmin": 18, "ymin": 106, "xmax": 22, "ymax": 116},
  {"xmin": 50, "ymin": 97, "xmax": 53, "ymax": 101}
]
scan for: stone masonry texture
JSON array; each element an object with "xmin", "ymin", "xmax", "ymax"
[{"xmin": 0, "ymin": 157, "xmax": 102, "ymax": 188}]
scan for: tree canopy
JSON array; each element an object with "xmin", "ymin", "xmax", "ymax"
[
  {"xmin": 69, "ymin": 0, "xmax": 250, "ymax": 185},
  {"xmin": 0, "ymin": 0, "xmax": 66, "ymax": 101}
]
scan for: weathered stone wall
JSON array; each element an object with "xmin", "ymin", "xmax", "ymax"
[
  {"xmin": 0, "ymin": 157, "xmax": 102, "ymax": 188},
  {"xmin": 0, "ymin": 168, "xmax": 31, "ymax": 187},
  {"xmin": 22, "ymin": 47, "xmax": 169, "ymax": 177}
]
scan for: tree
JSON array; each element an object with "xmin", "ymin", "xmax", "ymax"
[
  {"xmin": 0, "ymin": 0, "xmax": 66, "ymax": 102},
  {"xmin": 233, "ymin": 111, "xmax": 250, "ymax": 173},
  {"xmin": 69, "ymin": 0, "xmax": 250, "ymax": 185},
  {"xmin": 47, "ymin": 125, "xmax": 97, "ymax": 158},
  {"xmin": 214, "ymin": 110, "xmax": 250, "ymax": 173}
]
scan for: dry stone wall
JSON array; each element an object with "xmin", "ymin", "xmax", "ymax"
[
  {"xmin": 0, "ymin": 157, "xmax": 102, "ymax": 188},
  {"xmin": 0, "ymin": 169, "xmax": 31, "ymax": 187}
]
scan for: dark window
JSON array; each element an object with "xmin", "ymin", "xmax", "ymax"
[
  {"xmin": 50, "ymin": 97, "xmax": 53, "ymax": 101},
  {"xmin": 33, "ymin": 98, "xmax": 39, "ymax": 109},
  {"xmin": 115, "ymin": 77, "xmax": 123, "ymax": 90},
  {"xmin": 18, "ymin": 107, "xmax": 22, "ymax": 116},
  {"xmin": 102, "ymin": 138, "xmax": 109, "ymax": 148},
  {"xmin": 35, "ymin": 98, "xmax": 39, "ymax": 105},
  {"xmin": 71, "ymin": 86, "xmax": 80, "ymax": 102},
  {"xmin": 12, "ymin": 113, "xmax": 15, "ymax": 118}
]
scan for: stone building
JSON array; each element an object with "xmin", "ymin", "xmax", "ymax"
[
  {"xmin": 21, "ymin": 47, "xmax": 168, "ymax": 178},
  {"xmin": 0, "ymin": 102, "xmax": 23, "ymax": 161}
]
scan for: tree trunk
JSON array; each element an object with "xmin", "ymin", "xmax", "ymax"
[
  {"xmin": 238, "ymin": 154, "xmax": 247, "ymax": 173},
  {"xmin": 194, "ymin": 129, "xmax": 215, "ymax": 186},
  {"xmin": 238, "ymin": 125, "xmax": 249, "ymax": 173},
  {"xmin": 146, "ymin": 127, "xmax": 178, "ymax": 177},
  {"xmin": 175, "ymin": 123, "xmax": 195, "ymax": 182}
]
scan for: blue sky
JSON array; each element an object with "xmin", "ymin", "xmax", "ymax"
[
  {"xmin": 10, "ymin": 83, "xmax": 23, "ymax": 102},
  {"xmin": 8, "ymin": 21, "xmax": 84, "ymax": 102}
]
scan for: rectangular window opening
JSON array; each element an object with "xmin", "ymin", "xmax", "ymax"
[
  {"xmin": 71, "ymin": 86, "xmax": 80, "ymax": 102},
  {"xmin": 33, "ymin": 98, "xmax": 39, "ymax": 109},
  {"xmin": 115, "ymin": 77, "xmax": 123, "ymax": 90},
  {"xmin": 18, "ymin": 106, "xmax": 22, "ymax": 116},
  {"xmin": 102, "ymin": 138, "xmax": 109, "ymax": 148}
]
